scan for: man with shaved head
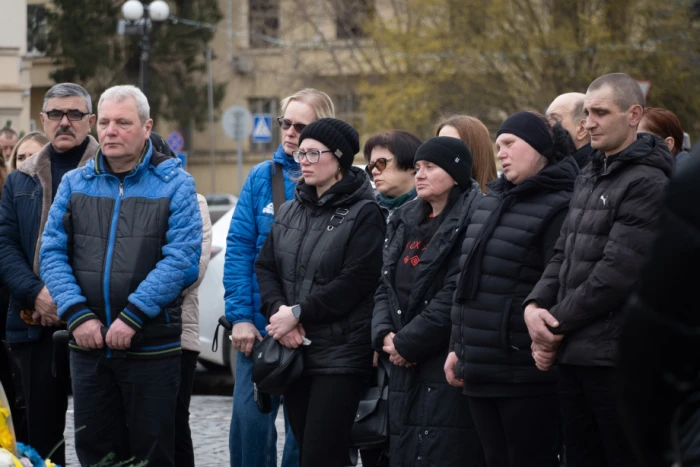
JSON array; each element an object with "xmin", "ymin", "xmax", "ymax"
[
  {"xmin": 525, "ymin": 73, "xmax": 674, "ymax": 466},
  {"xmin": 547, "ymin": 92, "xmax": 593, "ymax": 168}
]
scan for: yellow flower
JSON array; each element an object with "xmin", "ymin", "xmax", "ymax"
[{"xmin": 0, "ymin": 407, "xmax": 14, "ymax": 452}]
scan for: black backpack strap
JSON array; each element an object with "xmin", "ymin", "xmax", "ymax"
[{"xmin": 271, "ymin": 162, "xmax": 285, "ymax": 215}]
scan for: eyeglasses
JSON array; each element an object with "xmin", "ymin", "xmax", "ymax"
[
  {"xmin": 365, "ymin": 157, "xmax": 394, "ymax": 180},
  {"xmin": 277, "ymin": 117, "xmax": 307, "ymax": 133},
  {"xmin": 44, "ymin": 109, "xmax": 90, "ymax": 121},
  {"xmin": 293, "ymin": 149, "xmax": 333, "ymax": 164}
]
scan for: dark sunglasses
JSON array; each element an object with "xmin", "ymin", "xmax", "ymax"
[
  {"xmin": 365, "ymin": 157, "xmax": 394, "ymax": 179},
  {"xmin": 277, "ymin": 117, "xmax": 307, "ymax": 133},
  {"xmin": 45, "ymin": 109, "xmax": 90, "ymax": 121}
]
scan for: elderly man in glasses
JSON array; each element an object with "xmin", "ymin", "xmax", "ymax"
[
  {"xmin": 0, "ymin": 82, "xmax": 98, "ymax": 465},
  {"xmin": 362, "ymin": 130, "xmax": 422, "ymax": 217}
]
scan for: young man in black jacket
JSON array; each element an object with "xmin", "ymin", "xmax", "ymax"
[{"xmin": 524, "ymin": 73, "xmax": 674, "ymax": 467}]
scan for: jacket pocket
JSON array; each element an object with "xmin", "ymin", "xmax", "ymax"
[{"xmin": 499, "ymin": 297, "xmax": 514, "ymax": 350}]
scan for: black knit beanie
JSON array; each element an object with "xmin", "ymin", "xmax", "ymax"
[
  {"xmin": 497, "ymin": 111, "xmax": 554, "ymax": 161},
  {"xmin": 414, "ymin": 136, "xmax": 473, "ymax": 191},
  {"xmin": 298, "ymin": 118, "xmax": 359, "ymax": 169}
]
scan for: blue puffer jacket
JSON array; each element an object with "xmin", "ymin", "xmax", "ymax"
[
  {"xmin": 224, "ymin": 145, "xmax": 298, "ymax": 332},
  {"xmin": 40, "ymin": 141, "xmax": 202, "ymax": 357}
]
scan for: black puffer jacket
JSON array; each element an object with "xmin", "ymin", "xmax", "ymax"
[
  {"xmin": 256, "ymin": 168, "xmax": 385, "ymax": 376},
  {"xmin": 452, "ymin": 157, "xmax": 578, "ymax": 396},
  {"xmin": 371, "ymin": 182, "xmax": 485, "ymax": 467},
  {"xmin": 526, "ymin": 133, "xmax": 674, "ymax": 367}
]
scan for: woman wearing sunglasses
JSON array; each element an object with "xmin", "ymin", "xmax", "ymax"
[
  {"xmin": 225, "ymin": 88, "xmax": 334, "ymax": 467},
  {"xmin": 372, "ymin": 137, "xmax": 486, "ymax": 467},
  {"xmin": 363, "ymin": 130, "xmax": 422, "ymax": 216},
  {"xmin": 256, "ymin": 118, "xmax": 385, "ymax": 467}
]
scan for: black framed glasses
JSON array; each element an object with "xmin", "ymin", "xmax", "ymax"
[
  {"xmin": 292, "ymin": 149, "xmax": 333, "ymax": 164},
  {"xmin": 277, "ymin": 117, "xmax": 307, "ymax": 133},
  {"xmin": 365, "ymin": 157, "xmax": 394, "ymax": 179},
  {"xmin": 44, "ymin": 109, "xmax": 90, "ymax": 121}
]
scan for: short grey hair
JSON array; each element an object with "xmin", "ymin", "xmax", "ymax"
[
  {"xmin": 43, "ymin": 83, "xmax": 93, "ymax": 113},
  {"xmin": 571, "ymin": 97, "xmax": 586, "ymax": 125},
  {"xmin": 98, "ymin": 85, "xmax": 150, "ymax": 123}
]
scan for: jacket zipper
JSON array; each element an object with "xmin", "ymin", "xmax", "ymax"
[{"xmin": 103, "ymin": 180, "xmax": 124, "ymax": 358}]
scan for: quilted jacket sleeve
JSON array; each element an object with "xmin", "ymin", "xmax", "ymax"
[
  {"xmin": 223, "ymin": 166, "xmax": 262, "ymax": 325},
  {"xmin": 0, "ymin": 175, "xmax": 44, "ymax": 310},
  {"xmin": 118, "ymin": 174, "xmax": 202, "ymax": 330},
  {"xmin": 550, "ymin": 177, "xmax": 667, "ymax": 335},
  {"xmin": 40, "ymin": 177, "xmax": 97, "ymax": 331}
]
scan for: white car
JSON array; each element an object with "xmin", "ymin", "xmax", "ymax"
[{"xmin": 197, "ymin": 207, "xmax": 237, "ymax": 380}]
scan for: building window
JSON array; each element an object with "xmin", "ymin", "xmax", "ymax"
[
  {"xmin": 333, "ymin": 92, "xmax": 363, "ymax": 128},
  {"xmin": 249, "ymin": 0, "xmax": 280, "ymax": 48},
  {"xmin": 336, "ymin": 0, "xmax": 373, "ymax": 39},
  {"xmin": 27, "ymin": 4, "xmax": 48, "ymax": 55},
  {"xmin": 248, "ymin": 97, "xmax": 279, "ymax": 153}
]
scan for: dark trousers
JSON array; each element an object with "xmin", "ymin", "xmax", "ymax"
[
  {"xmin": 70, "ymin": 351, "xmax": 181, "ymax": 467},
  {"xmin": 558, "ymin": 364, "xmax": 637, "ymax": 467},
  {"xmin": 175, "ymin": 349, "xmax": 198, "ymax": 467},
  {"xmin": 285, "ymin": 374, "xmax": 365, "ymax": 467},
  {"xmin": 0, "ymin": 341, "xmax": 27, "ymax": 444},
  {"xmin": 9, "ymin": 330, "xmax": 70, "ymax": 466},
  {"xmin": 468, "ymin": 394, "xmax": 561, "ymax": 467}
]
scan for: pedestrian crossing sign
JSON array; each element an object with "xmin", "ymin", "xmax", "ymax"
[{"xmin": 252, "ymin": 114, "xmax": 273, "ymax": 143}]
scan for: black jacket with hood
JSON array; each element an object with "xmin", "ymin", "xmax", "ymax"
[
  {"xmin": 371, "ymin": 182, "xmax": 485, "ymax": 467},
  {"xmin": 452, "ymin": 156, "xmax": 578, "ymax": 396},
  {"xmin": 526, "ymin": 133, "xmax": 674, "ymax": 367},
  {"xmin": 256, "ymin": 167, "xmax": 385, "ymax": 376}
]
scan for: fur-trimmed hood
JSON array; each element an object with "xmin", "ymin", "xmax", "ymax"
[{"xmin": 20, "ymin": 135, "xmax": 99, "ymax": 275}]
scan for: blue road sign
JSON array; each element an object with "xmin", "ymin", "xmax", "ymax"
[
  {"xmin": 167, "ymin": 131, "xmax": 185, "ymax": 153},
  {"xmin": 177, "ymin": 151, "xmax": 187, "ymax": 169},
  {"xmin": 252, "ymin": 114, "xmax": 273, "ymax": 143}
]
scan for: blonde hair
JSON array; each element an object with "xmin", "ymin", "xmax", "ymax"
[
  {"xmin": 280, "ymin": 88, "xmax": 335, "ymax": 120},
  {"xmin": 436, "ymin": 115, "xmax": 498, "ymax": 193},
  {"xmin": 9, "ymin": 131, "xmax": 49, "ymax": 171}
]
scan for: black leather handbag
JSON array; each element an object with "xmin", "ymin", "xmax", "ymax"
[
  {"xmin": 351, "ymin": 358, "xmax": 389, "ymax": 449},
  {"xmin": 251, "ymin": 334, "xmax": 303, "ymax": 395}
]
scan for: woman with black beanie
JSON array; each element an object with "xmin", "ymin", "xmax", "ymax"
[
  {"xmin": 445, "ymin": 111, "xmax": 579, "ymax": 467},
  {"xmin": 371, "ymin": 136, "xmax": 486, "ymax": 467},
  {"xmin": 256, "ymin": 118, "xmax": 386, "ymax": 467}
]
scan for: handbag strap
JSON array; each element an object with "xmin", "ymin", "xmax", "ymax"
[
  {"xmin": 271, "ymin": 162, "xmax": 285, "ymax": 215},
  {"xmin": 297, "ymin": 207, "xmax": 350, "ymax": 300}
]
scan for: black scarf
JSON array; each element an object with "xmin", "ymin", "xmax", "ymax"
[{"xmin": 455, "ymin": 157, "xmax": 578, "ymax": 302}]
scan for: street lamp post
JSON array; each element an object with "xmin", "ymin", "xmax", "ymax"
[{"xmin": 120, "ymin": 0, "xmax": 170, "ymax": 98}]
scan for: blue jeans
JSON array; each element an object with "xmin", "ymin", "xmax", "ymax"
[{"xmin": 230, "ymin": 350, "xmax": 299, "ymax": 467}]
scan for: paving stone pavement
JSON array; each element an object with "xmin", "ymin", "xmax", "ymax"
[
  {"xmin": 63, "ymin": 395, "xmax": 297, "ymax": 467},
  {"xmin": 64, "ymin": 394, "xmax": 363, "ymax": 466}
]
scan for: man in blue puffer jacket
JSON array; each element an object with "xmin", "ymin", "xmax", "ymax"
[
  {"xmin": 40, "ymin": 85, "xmax": 202, "ymax": 467},
  {"xmin": 225, "ymin": 88, "xmax": 334, "ymax": 467}
]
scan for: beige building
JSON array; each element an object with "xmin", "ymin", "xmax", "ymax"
[{"xmin": 15, "ymin": 0, "xmax": 374, "ymax": 195}]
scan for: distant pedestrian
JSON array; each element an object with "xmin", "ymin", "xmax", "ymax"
[{"xmin": 547, "ymin": 93, "xmax": 593, "ymax": 168}]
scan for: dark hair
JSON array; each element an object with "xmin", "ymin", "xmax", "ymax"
[
  {"xmin": 588, "ymin": 73, "xmax": 645, "ymax": 111},
  {"xmin": 641, "ymin": 107, "xmax": 684, "ymax": 156},
  {"xmin": 531, "ymin": 112, "xmax": 575, "ymax": 163},
  {"xmin": 435, "ymin": 115, "xmax": 498, "ymax": 192},
  {"xmin": 363, "ymin": 130, "xmax": 422, "ymax": 171}
]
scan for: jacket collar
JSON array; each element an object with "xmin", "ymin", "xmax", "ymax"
[
  {"xmin": 18, "ymin": 135, "xmax": 98, "ymax": 177},
  {"xmin": 80, "ymin": 139, "xmax": 181, "ymax": 183}
]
